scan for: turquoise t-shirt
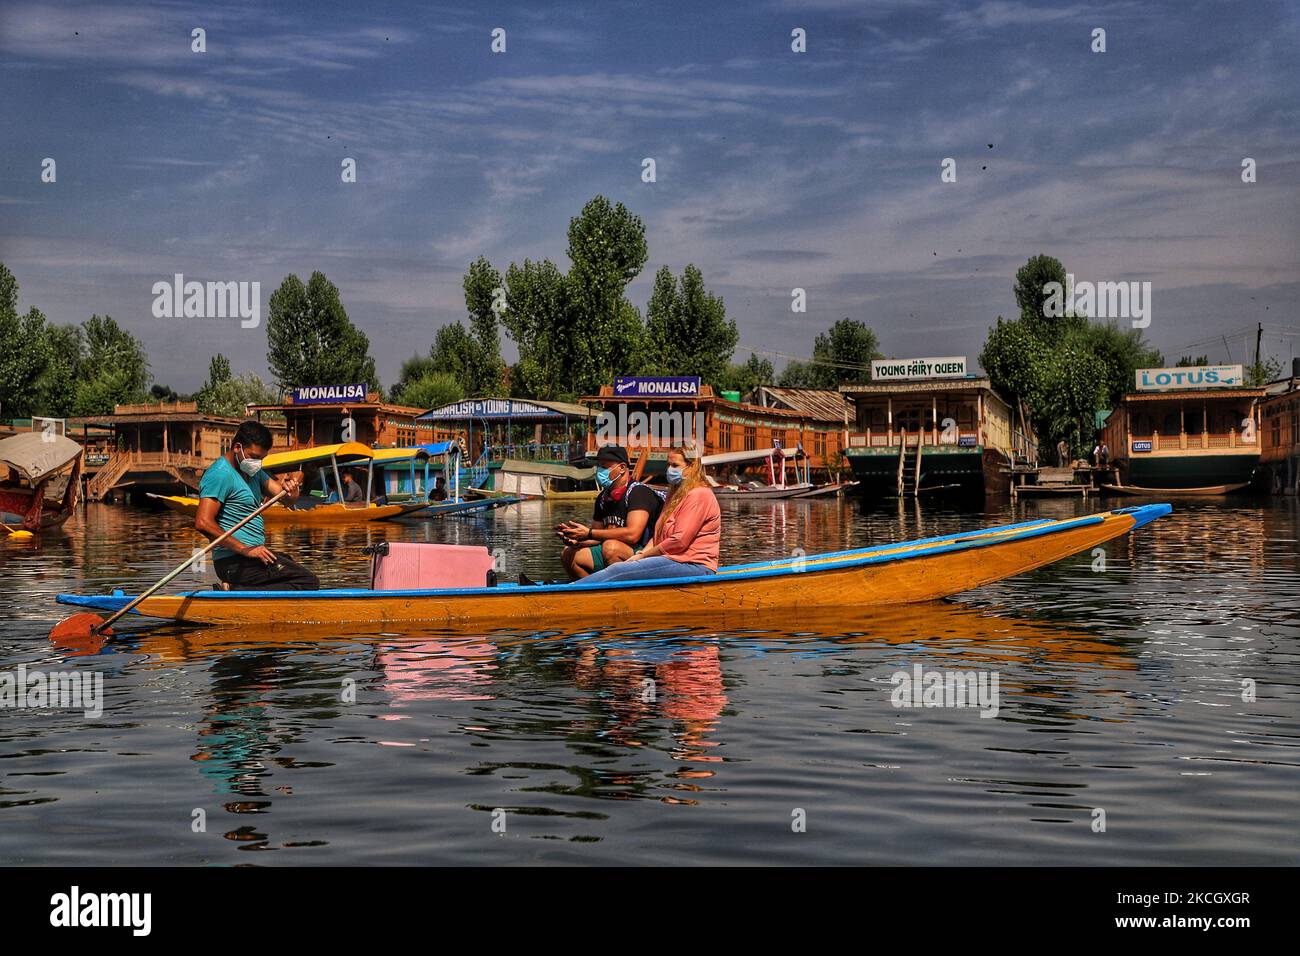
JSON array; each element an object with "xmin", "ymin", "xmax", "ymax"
[{"xmin": 197, "ymin": 456, "xmax": 272, "ymax": 559}]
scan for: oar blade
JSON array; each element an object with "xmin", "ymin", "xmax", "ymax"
[{"xmin": 49, "ymin": 613, "xmax": 112, "ymax": 640}]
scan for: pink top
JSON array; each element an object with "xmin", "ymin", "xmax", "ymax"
[{"xmin": 654, "ymin": 486, "xmax": 721, "ymax": 571}]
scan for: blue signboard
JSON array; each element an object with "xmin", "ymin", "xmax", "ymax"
[
  {"xmin": 293, "ymin": 384, "xmax": 366, "ymax": 405},
  {"xmin": 613, "ymin": 376, "xmax": 700, "ymax": 397},
  {"xmin": 1132, "ymin": 440, "xmax": 1153, "ymax": 452},
  {"xmin": 958, "ymin": 435, "xmax": 978, "ymax": 447},
  {"xmin": 419, "ymin": 399, "xmax": 566, "ymax": 421}
]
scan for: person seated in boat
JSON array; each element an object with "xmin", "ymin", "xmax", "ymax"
[
  {"xmin": 340, "ymin": 469, "xmax": 366, "ymax": 504},
  {"xmin": 194, "ymin": 421, "xmax": 319, "ymax": 591},
  {"xmin": 576, "ymin": 442, "xmax": 719, "ymax": 585},
  {"xmin": 431, "ymin": 476, "xmax": 448, "ymax": 502},
  {"xmin": 557, "ymin": 444, "xmax": 664, "ymax": 579}
]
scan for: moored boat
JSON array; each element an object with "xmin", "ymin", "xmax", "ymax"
[
  {"xmin": 704, "ymin": 446, "xmax": 816, "ymax": 498},
  {"xmin": 148, "ymin": 442, "xmax": 431, "ymax": 524},
  {"xmin": 0, "ymin": 433, "xmax": 83, "ymax": 531},
  {"xmin": 57, "ymin": 504, "xmax": 1171, "ymax": 629},
  {"xmin": 488, "ymin": 458, "xmax": 600, "ymax": 500},
  {"xmin": 1102, "ymin": 482, "xmax": 1248, "ymax": 497}
]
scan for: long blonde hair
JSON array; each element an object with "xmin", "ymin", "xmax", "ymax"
[{"xmin": 658, "ymin": 441, "xmax": 708, "ymax": 528}]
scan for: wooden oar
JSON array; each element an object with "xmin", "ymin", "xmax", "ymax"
[{"xmin": 49, "ymin": 489, "xmax": 289, "ymax": 639}]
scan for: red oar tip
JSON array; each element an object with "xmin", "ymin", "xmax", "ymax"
[{"xmin": 49, "ymin": 613, "xmax": 112, "ymax": 641}]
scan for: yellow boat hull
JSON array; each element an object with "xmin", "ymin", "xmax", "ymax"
[
  {"xmin": 151, "ymin": 494, "xmax": 427, "ymax": 524},
  {"xmin": 63, "ymin": 506, "xmax": 1170, "ymax": 629}
]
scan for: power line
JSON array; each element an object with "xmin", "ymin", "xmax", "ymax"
[{"xmin": 737, "ymin": 342, "xmax": 874, "ymax": 372}]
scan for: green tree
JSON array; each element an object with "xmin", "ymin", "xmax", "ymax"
[
  {"xmin": 777, "ymin": 359, "xmax": 822, "ymax": 388},
  {"xmin": 69, "ymin": 315, "xmax": 151, "ymax": 414},
  {"xmin": 0, "ymin": 264, "xmax": 53, "ymax": 417},
  {"xmin": 644, "ymin": 264, "xmax": 737, "ymax": 381},
  {"xmin": 981, "ymin": 256, "xmax": 1161, "ymax": 451},
  {"xmin": 979, "ymin": 316, "xmax": 1051, "ymax": 412},
  {"xmin": 462, "ymin": 256, "xmax": 506, "ymax": 395},
  {"xmin": 392, "ymin": 371, "xmax": 464, "ymax": 411},
  {"xmin": 813, "ymin": 318, "xmax": 881, "ymax": 387},
  {"xmin": 565, "ymin": 197, "xmax": 648, "ymax": 393},
  {"xmin": 389, "ymin": 354, "xmax": 436, "ymax": 405},
  {"xmin": 1246, "ymin": 355, "xmax": 1281, "ymax": 387},
  {"xmin": 33, "ymin": 323, "xmax": 83, "ymax": 416},
  {"xmin": 496, "ymin": 197, "xmax": 653, "ymax": 398},
  {"xmin": 1080, "ymin": 321, "xmax": 1162, "ymax": 409},
  {"xmin": 266, "ymin": 271, "xmax": 380, "ymax": 393},
  {"xmin": 500, "ymin": 257, "xmax": 573, "ymax": 399},
  {"xmin": 717, "ymin": 354, "xmax": 776, "ymax": 397},
  {"xmin": 1014, "ymin": 254, "xmax": 1086, "ymax": 334},
  {"xmin": 206, "ymin": 353, "xmax": 233, "ymax": 386},
  {"xmin": 196, "ymin": 372, "xmax": 279, "ymax": 418}
]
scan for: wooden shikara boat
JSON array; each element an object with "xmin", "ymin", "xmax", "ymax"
[
  {"xmin": 1102, "ymin": 482, "xmax": 1248, "ymax": 497},
  {"xmin": 57, "ymin": 504, "xmax": 1171, "ymax": 629},
  {"xmin": 148, "ymin": 492, "xmax": 430, "ymax": 523},
  {"xmin": 0, "ymin": 433, "xmax": 83, "ymax": 531},
  {"xmin": 148, "ymin": 442, "xmax": 434, "ymax": 524}
]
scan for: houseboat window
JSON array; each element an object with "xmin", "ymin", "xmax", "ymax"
[
  {"xmin": 772, "ymin": 428, "xmax": 786, "ymax": 448},
  {"xmin": 743, "ymin": 425, "xmax": 757, "ymax": 451},
  {"xmin": 719, "ymin": 422, "xmax": 733, "ymax": 450}
]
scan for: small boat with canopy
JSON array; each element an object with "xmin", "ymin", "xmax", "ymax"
[
  {"xmin": 149, "ymin": 442, "xmax": 432, "ymax": 524},
  {"xmin": 0, "ymin": 433, "xmax": 84, "ymax": 532}
]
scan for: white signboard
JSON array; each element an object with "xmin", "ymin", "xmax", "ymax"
[
  {"xmin": 871, "ymin": 356, "xmax": 967, "ymax": 381},
  {"xmin": 1135, "ymin": 365, "xmax": 1244, "ymax": 391}
]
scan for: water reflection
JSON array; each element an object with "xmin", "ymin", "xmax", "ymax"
[{"xmin": 3, "ymin": 495, "xmax": 1298, "ymax": 864}]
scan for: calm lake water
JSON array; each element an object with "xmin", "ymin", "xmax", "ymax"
[{"xmin": 2, "ymin": 495, "xmax": 1297, "ymax": 865}]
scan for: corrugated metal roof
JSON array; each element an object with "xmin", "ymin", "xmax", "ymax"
[{"xmin": 756, "ymin": 387, "xmax": 851, "ymax": 421}]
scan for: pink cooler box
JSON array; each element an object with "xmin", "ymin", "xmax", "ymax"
[{"xmin": 370, "ymin": 542, "xmax": 496, "ymax": 590}]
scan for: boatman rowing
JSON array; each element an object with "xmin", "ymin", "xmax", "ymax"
[{"xmin": 194, "ymin": 421, "xmax": 320, "ymax": 591}]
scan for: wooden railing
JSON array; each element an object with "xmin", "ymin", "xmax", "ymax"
[
  {"xmin": 849, "ymin": 431, "xmax": 979, "ymax": 448},
  {"xmin": 1131, "ymin": 431, "xmax": 1255, "ymax": 452},
  {"xmin": 86, "ymin": 450, "xmax": 207, "ymax": 500}
]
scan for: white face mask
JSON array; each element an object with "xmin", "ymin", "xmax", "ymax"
[{"xmin": 235, "ymin": 446, "xmax": 263, "ymax": 477}]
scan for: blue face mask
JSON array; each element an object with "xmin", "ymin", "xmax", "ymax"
[
  {"xmin": 666, "ymin": 466, "xmax": 684, "ymax": 485},
  {"xmin": 595, "ymin": 466, "xmax": 613, "ymax": 490}
]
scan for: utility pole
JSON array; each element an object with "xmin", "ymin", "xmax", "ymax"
[{"xmin": 1254, "ymin": 322, "xmax": 1263, "ymax": 384}]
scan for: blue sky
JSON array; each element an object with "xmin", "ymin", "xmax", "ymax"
[{"xmin": 2, "ymin": 0, "xmax": 1297, "ymax": 392}]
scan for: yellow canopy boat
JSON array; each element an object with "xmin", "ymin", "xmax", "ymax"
[
  {"xmin": 149, "ymin": 442, "xmax": 432, "ymax": 524},
  {"xmin": 58, "ymin": 504, "xmax": 1171, "ymax": 629}
]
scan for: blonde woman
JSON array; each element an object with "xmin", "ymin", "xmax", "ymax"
[{"xmin": 577, "ymin": 442, "xmax": 721, "ymax": 584}]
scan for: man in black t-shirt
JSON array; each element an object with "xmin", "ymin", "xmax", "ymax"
[{"xmin": 557, "ymin": 445, "xmax": 664, "ymax": 579}]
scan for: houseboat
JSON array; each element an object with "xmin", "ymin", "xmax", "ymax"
[
  {"xmin": 1100, "ymin": 365, "xmax": 1264, "ymax": 495},
  {"xmin": 579, "ymin": 378, "xmax": 849, "ymax": 481},
  {"xmin": 840, "ymin": 359, "xmax": 1036, "ymax": 497},
  {"xmin": 248, "ymin": 386, "xmax": 440, "ymax": 449},
  {"xmin": 1258, "ymin": 360, "xmax": 1299, "ymax": 495},
  {"xmin": 71, "ymin": 402, "xmax": 286, "ymax": 503}
]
